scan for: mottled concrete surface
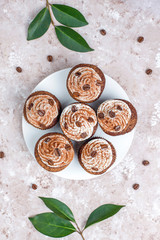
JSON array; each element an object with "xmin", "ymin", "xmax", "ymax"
[{"xmin": 0, "ymin": 0, "xmax": 160, "ymax": 239}]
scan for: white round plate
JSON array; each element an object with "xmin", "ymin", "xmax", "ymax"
[{"xmin": 22, "ymin": 68, "xmax": 135, "ymax": 180}]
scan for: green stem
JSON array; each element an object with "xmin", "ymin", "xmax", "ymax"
[
  {"xmin": 75, "ymin": 222, "xmax": 85, "ymax": 240},
  {"xmin": 46, "ymin": 0, "xmax": 54, "ymax": 26}
]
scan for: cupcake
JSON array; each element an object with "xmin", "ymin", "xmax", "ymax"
[
  {"xmin": 78, "ymin": 137, "xmax": 116, "ymax": 175},
  {"xmin": 35, "ymin": 133, "xmax": 74, "ymax": 172},
  {"xmin": 60, "ymin": 103, "xmax": 98, "ymax": 141},
  {"xmin": 24, "ymin": 91, "xmax": 61, "ymax": 130},
  {"xmin": 97, "ymin": 99, "xmax": 137, "ymax": 136},
  {"xmin": 67, "ymin": 64, "xmax": 105, "ymax": 103}
]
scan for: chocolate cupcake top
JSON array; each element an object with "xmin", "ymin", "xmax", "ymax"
[
  {"xmin": 67, "ymin": 64, "xmax": 105, "ymax": 103},
  {"xmin": 35, "ymin": 133, "xmax": 74, "ymax": 172},
  {"xmin": 97, "ymin": 99, "xmax": 132, "ymax": 133},
  {"xmin": 60, "ymin": 103, "xmax": 97, "ymax": 141},
  {"xmin": 24, "ymin": 91, "xmax": 60, "ymax": 129},
  {"xmin": 79, "ymin": 138, "xmax": 116, "ymax": 175}
]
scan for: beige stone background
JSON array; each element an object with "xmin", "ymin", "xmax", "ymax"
[{"xmin": 0, "ymin": 0, "xmax": 160, "ymax": 239}]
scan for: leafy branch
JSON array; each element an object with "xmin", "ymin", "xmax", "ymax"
[
  {"xmin": 27, "ymin": 1, "xmax": 94, "ymax": 52},
  {"xmin": 29, "ymin": 197, "xmax": 125, "ymax": 239}
]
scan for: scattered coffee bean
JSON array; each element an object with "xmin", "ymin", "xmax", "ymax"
[
  {"xmin": 92, "ymin": 167, "xmax": 98, "ymax": 171},
  {"xmin": 45, "ymin": 138, "xmax": 51, "ymax": 143},
  {"xmin": 114, "ymin": 125, "xmax": 121, "ymax": 131},
  {"xmin": 55, "ymin": 148, "xmax": 61, "ymax": 157},
  {"xmin": 91, "ymin": 151, "xmax": 97, "ymax": 157},
  {"xmin": 38, "ymin": 110, "xmax": 45, "ymax": 116},
  {"xmin": 137, "ymin": 36, "xmax": 144, "ymax": 43},
  {"xmin": 80, "ymin": 132, "xmax": 87, "ymax": 138},
  {"xmin": 0, "ymin": 151, "xmax": 5, "ymax": 158},
  {"xmin": 117, "ymin": 105, "xmax": 122, "ymax": 111},
  {"xmin": 48, "ymin": 99, "xmax": 54, "ymax": 106},
  {"xmin": 98, "ymin": 112, "xmax": 104, "ymax": 119},
  {"xmin": 16, "ymin": 67, "xmax": 22, "ymax": 73},
  {"xmin": 145, "ymin": 69, "xmax": 152, "ymax": 75},
  {"xmin": 83, "ymin": 84, "xmax": 90, "ymax": 91},
  {"xmin": 108, "ymin": 110, "xmax": 115, "ymax": 118},
  {"xmin": 47, "ymin": 55, "xmax": 53, "ymax": 62},
  {"xmin": 28, "ymin": 103, "xmax": 33, "ymax": 110},
  {"xmin": 101, "ymin": 144, "xmax": 108, "ymax": 149},
  {"xmin": 75, "ymin": 72, "xmax": 81, "ymax": 76},
  {"xmin": 88, "ymin": 117, "xmax": 94, "ymax": 122},
  {"xmin": 39, "ymin": 123, "xmax": 46, "ymax": 128},
  {"xmin": 64, "ymin": 122, "xmax": 68, "ymax": 130},
  {"xmin": 100, "ymin": 29, "xmax": 106, "ymax": 36},
  {"xmin": 71, "ymin": 105, "xmax": 78, "ymax": 112},
  {"xmin": 132, "ymin": 183, "xmax": 139, "ymax": 190},
  {"xmin": 65, "ymin": 144, "xmax": 71, "ymax": 151},
  {"xmin": 73, "ymin": 92, "xmax": 80, "ymax": 98},
  {"xmin": 32, "ymin": 184, "xmax": 37, "ymax": 190},
  {"xmin": 76, "ymin": 121, "xmax": 81, "ymax": 127},
  {"xmin": 142, "ymin": 160, "xmax": 150, "ymax": 166}
]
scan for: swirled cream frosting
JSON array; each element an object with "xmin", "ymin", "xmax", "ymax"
[
  {"xmin": 97, "ymin": 100, "xmax": 131, "ymax": 133},
  {"xmin": 60, "ymin": 103, "xmax": 97, "ymax": 141},
  {"xmin": 79, "ymin": 138, "xmax": 115, "ymax": 174},
  {"xmin": 67, "ymin": 65, "xmax": 105, "ymax": 102},
  {"xmin": 35, "ymin": 133, "xmax": 74, "ymax": 171},
  {"xmin": 24, "ymin": 91, "xmax": 60, "ymax": 129}
]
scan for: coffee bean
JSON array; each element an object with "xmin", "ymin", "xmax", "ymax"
[
  {"xmin": 132, "ymin": 183, "xmax": 139, "ymax": 190},
  {"xmin": 108, "ymin": 110, "xmax": 115, "ymax": 118},
  {"xmin": 76, "ymin": 121, "xmax": 81, "ymax": 127},
  {"xmin": 101, "ymin": 144, "xmax": 108, "ymax": 149},
  {"xmin": 75, "ymin": 72, "xmax": 81, "ymax": 76},
  {"xmin": 145, "ymin": 69, "xmax": 152, "ymax": 75},
  {"xmin": 45, "ymin": 138, "xmax": 51, "ymax": 143},
  {"xmin": 47, "ymin": 55, "xmax": 53, "ymax": 62},
  {"xmin": 48, "ymin": 160, "xmax": 54, "ymax": 165},
  {"xmin": 96, "ymin": 80, "xmax": 103, "ymax": 86},
  {"xmin": 114, "ymin": 125, "xmax": 121, "ymax": 131},
  {"xmin": 32, "ymin": 184, "xmax": 37, "ymax": 190},
  {"xmin": 83, "ymin": 84, "xmax": 90, "ymax": 91},
  {"xmin": 71, "ymin": 105, "xmax": 78, "ymax": 112},
  {"xmin": 39, "ymin": 123, "xmax": 46, "ymax": 128},
  {"xmin": 92, "ymin": 167, "xmax": 98, "ymax": 171},
  {"xmin": 91, "ymin": 151, "xmax": 97, "ymax": 157},
  {"xmin": 38, "ymin": 110, "xmax": 45, "ymax": 116},
  {"xmin": 100, "ymin": 29, "xmax": 106, "ymax": 36},
  {"xmin": 65, "ymin": 144, "xmax": 71, "ymax": 151},
  {"xmin": 64, "ymin": 122, "xmax": 68, "ymax": 130},
  {"xmin": 137, "ymin": 36, "xmax": 144, "ymax": 43},
  {"xmin": 142, "ymin": 160, "xmax": 150, "ymax": 166},
  {"xmin": 80, "ymin": 132, "xmax": 87, "ymax": 139},
  {"xmin": 55, "ymin": 148, "xmax": 61, "ymax": 157},
  {"xmin": 98, "ymin": 112, "xmax": 104, "ymax": 119},
  {"xmin": 28, "ymin": 103, "xmax": 33, "ymax": 110},
  {"xmin": 48, "ymin": 99, "xmax": 54, "ymax": 106},
  {"xmin": 16, "ymin": 67, "xmax": 22, "ymax": 73},
  {"xmin": 117, "ymin": 105, "xmax": 122, "ymax": 111},
  {"xmin": 88, "ymin": 117, "xmax": 94, "ymax": 123},
  {"xmin": 73, "ymin": 92, "xmax": 80, "ymax": 98},
  {"xmin": 0, "ymin": 151, "xmax": 5, "ymax": 158}
]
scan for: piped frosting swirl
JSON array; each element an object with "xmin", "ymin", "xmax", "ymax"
[
  {"xmin": 60, "ymin": 103, "xmax": 97, "ymax": 141},
  {"xmin": 67, "ymin": 65, "xmax": 105, "ymax": 102},
  {"xmin": 35, "ymin": 133, "xmax": 74, "ymax": 171},
  {"xmin": 97, "ymin": 100, "xmax": 131, "ymax": 133},
  {"xmin": 79, "ymin": 138, "xmax": 115, "ymax": 174}
]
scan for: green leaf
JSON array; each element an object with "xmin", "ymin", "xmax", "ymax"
[
  {"xmin": 51, "ymin": 4, "xmax": 88, "ymax": 27},
  {"xmin": 27, "ymin": 8, "xmax": 51, "ymax": 40},
  {"xmin": 55, "ymin": 26, "xmax": 94, "ymax": 52},
  {"xmin": 29, "ymin": 212, "xmax": 76, "ymax": 238},
  {"xmin": 39, "ymin": 197, "xmax": 75, "ymax": 222},
  {"xmin": 85, "ymin": 204, "xmax": 125, "ymax": 229}
]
